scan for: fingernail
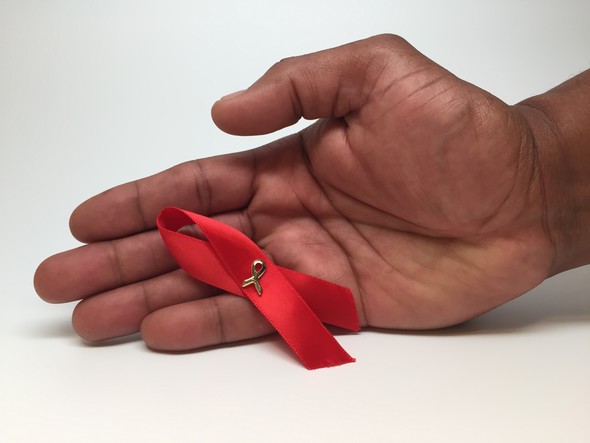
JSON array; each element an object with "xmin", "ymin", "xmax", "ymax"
[{"xmin": 219, "ymin": 89, "xmax": 246, "ymax": 101}]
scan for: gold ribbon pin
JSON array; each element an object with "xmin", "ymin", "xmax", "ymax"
[{"xmin": 241, "ymin": 259, "xmax": 266, "ymax": 296}]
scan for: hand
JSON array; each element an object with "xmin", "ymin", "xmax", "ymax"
[{"xmin": 34, "ymin": 34, "xmax": 555, "ymax": 351}]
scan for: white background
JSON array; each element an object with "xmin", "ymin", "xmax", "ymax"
[{"xmin": 1, "ymin": 1, "xmax": 589, "ymax": 442}]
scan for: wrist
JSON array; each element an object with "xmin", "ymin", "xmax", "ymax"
[{"xmin": 515, "ymin": 70, "xmax": 590, "ymax": 275}]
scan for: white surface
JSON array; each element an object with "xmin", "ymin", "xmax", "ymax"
[{"xmin": 1, "ymin": 1, "xmax": 589, "ymax": 442}]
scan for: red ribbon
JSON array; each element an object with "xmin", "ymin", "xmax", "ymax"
[{"xmin": 156, "ymin": 207, "xmax": 359, "ymax": 369}]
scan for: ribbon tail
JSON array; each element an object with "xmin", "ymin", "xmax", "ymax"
[
  {"xmin": 280, "ymin": 267, "xmax": 360, "ymax": 331},
  {"xmin": 243, "ymin": 260, "xmax": 355, "ymax": 369}
]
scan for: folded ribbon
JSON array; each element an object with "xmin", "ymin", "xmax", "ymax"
[{"xmin": 156, "ymin": 207, "xmax": 360, "ymax": 369}]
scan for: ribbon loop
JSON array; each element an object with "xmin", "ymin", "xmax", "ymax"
[{"xmin": 157, "ymin": 207, "xmax": 359, "ymax": 369}]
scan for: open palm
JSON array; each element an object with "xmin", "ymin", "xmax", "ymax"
[{"xmin": 35, "ymin": 35, "xmax": 554, "ymax": 351}]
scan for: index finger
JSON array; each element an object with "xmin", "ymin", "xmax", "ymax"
[{"xmin": 70, "ymin": 150, "xmax": 256, "ymax": 243}]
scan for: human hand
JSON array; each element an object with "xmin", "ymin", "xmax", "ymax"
[{"xmin": 34, "ymin": 35, "xmax": 557, "ymax": 351}]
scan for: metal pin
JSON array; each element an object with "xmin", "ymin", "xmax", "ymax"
[{"xmin": 241, "ymin": 259, "xmax": 266, "ymax": 296}]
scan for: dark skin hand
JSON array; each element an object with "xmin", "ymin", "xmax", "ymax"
[{"xmin": 34, "ymin": 34, "xmax": 589, "ymax": 351}]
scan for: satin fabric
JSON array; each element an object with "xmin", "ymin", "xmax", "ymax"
[{"xmin": 157, "ymin": 207, "xmax": 359, "ymax": 369}]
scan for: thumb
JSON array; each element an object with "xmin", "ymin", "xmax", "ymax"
[{"xmin": 211, "ymin": 34, "xmax": 415, "ymax": 136}]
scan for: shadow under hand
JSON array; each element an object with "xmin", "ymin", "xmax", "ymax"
[
  {"xmin": 462, "ymin": 267, "xmax": 590, "ymax": 334},
  {"xmin": 24, "ymin": 317, "xmax": 74, "ymax": 340},
  {"xmin": 25, "ymin": 268, "xmax": 589, "ymax": 348},
  {"xmin": 80, "ymin": 333, "xmax": 141, "ymax": 347},
  {"xmin": 388, "ymin": 267, "xmax": 590, "ymax": 337},
  {"xmin": 456, "ymin": 266, "xmax": 590, "ymax": 333}
]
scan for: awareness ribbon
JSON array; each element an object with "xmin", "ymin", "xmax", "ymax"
[{"xmin": 156, "ymin": 207, "xmax": 360, "ymax": 369}]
